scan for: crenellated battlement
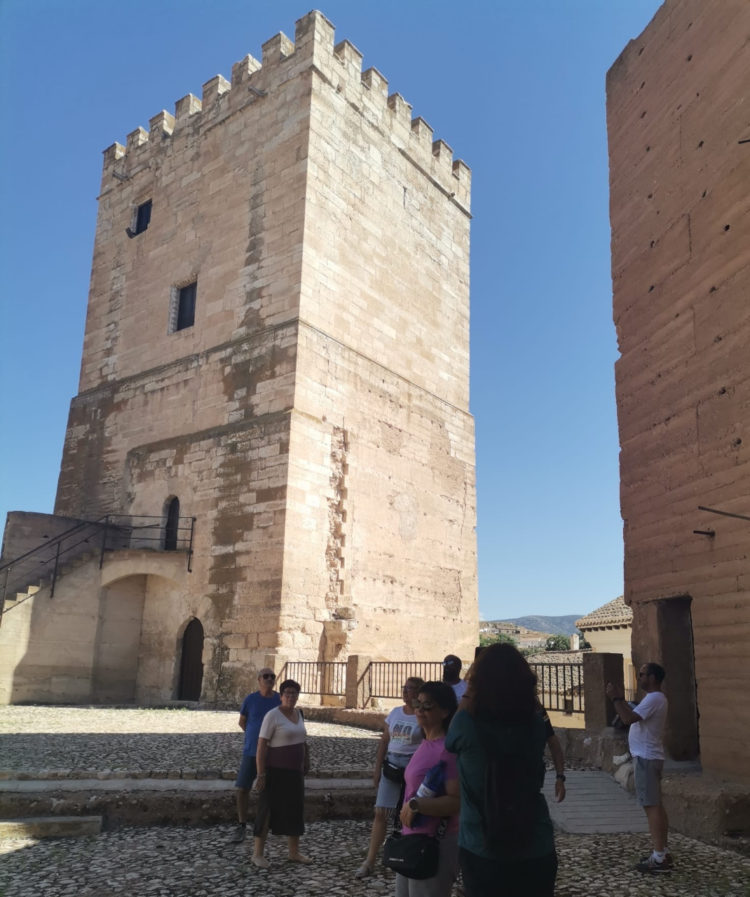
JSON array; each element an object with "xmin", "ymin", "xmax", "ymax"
[{"xmin": 102, "ymin": 9, "xmax": 470, "ymax": 208}]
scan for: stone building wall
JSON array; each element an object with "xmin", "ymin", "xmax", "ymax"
[
  {"xmin": 608, "ymin": 0, "xmax": 750, "ymax": 780},
  {"xmin": 21, "ymin": 11, "xmax": 479, "ymax": 705}
]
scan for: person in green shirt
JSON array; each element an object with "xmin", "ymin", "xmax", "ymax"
[{"xmin": 445, "ymin": 643, "xmax": 557, "ymax": 897}]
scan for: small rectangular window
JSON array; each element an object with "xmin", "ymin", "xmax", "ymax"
[
  {"xmin": 175, "ymin": 282, "xmax": 197, "ymax": 331},
  {"xmin": 128, "ymin": 199, "xmax": 152, "ymax": 237},
  {"xmin": 135, "ymin": 199, "xmax": 152, "ymax": 234}
]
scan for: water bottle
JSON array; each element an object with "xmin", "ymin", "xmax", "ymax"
[{"xmin": 411, "ymin": 761, "xmax": 445, "ymax": 824}]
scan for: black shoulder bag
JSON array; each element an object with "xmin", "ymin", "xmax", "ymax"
[{"xmin": 382, "ymin": 784, "xmax": 447, "ymax": 881}]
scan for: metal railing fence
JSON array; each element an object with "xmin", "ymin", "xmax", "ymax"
[
  {"xmin": 258, "ymin": 659, "xmax": 586, "ymax": 715},
  {"xmin": 280, "ymin": 661, "xmax": 347, "ymax": 696},
  {"xmin": 358, "ymin": 660, "xmax": 443, "ymax": 708},
  {"xmin": 531, "ymin": 661, "xmax": 584, "ymax": 715}
]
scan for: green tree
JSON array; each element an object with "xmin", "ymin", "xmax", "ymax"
[
  {"xmin": 479, "ymin": 631, "xmax": 518, "ymax": 648},
  {"xmin": 544, "ymin": 634, "xmax": 571, "ymax": 652}
]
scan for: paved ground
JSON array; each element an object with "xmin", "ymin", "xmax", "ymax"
[
  {"xmin": 543, "ymin": 770, "xmax": 648, "ymax": 834},
  {"xmin": 0, "ymin": 705, "xmax": 379, "ymax": 778},
  {"xmin": 1, "ymin": 706, "xmax": 748, "ymax": 896}
]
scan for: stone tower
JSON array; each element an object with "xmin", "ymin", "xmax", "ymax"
[
  {"xmin": 36, "ymin": 11, "xmax": 477, "ymax": 703},
  {"xmin": 608, "ymin": 0, "xmax": 750, "ymax": 780}
]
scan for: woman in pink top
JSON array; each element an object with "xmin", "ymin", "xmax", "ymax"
[{"xmin": 396, "ymin": 681, "xmax": 460, "ymax": 897}]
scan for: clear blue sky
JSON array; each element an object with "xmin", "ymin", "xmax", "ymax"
[{"xmin": 0, "ymin": 0, "xmax": 662, "ymax": 621}]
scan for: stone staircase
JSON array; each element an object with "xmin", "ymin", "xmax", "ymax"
[{"xmin": 1, "ymin": 551, "xmax": 99, "ymax": 617}]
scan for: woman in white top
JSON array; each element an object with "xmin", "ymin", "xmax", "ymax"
[
  {"xmin": 252, "ymin": 679, "xmax": 311, "ymax": 868},
  {"xmin": 355, "ymin": 676, "xmax": 424, "ymax": 878}
]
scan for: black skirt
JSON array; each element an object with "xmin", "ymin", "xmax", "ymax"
[{"xmin": 254, "ymin": 767, "xmax": 305, "ymax": 836}]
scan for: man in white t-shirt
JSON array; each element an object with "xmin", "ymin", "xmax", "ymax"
[{"xmin": 607, "ymin": 663, "xmax": 670, "ymax": 873}]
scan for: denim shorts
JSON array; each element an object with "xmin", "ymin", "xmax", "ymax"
[
  {"xmin": 235, "ymin": 753, "xmax": 258, "ymax": 790},
  {"xmin": 634, "ymin": 756, "xmax": 663, "ymax": 807},
  {"xmin": 375, "ymin": 754, "xmax": 409, "ymax": 809}
]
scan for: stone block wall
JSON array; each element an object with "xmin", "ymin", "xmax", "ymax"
[
  {"xmin": 608, "ymin": 0, "xmax": 750, "ymax": 780},
  {"xmin": 30, "ymin": 11, "xmax": 478, "ymax": 705}
]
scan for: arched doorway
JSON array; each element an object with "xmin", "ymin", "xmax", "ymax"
[
  {"xmin": 164, "ymin": 497, "xmax": 180, "ymax": 551},
  {"xmin": 178, "ymin": 618, "xmax": 204, "ymax": 700}
]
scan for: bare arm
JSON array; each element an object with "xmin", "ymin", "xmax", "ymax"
[
  {"xmin": 400, "ymin": 777, "xmax": 460, "ymax": 828},
  {"xmin": 373, "ymin": 726, "xmax": 391, "ymax": 787},
  {"xmin": 253, "ymin": 737, "xmax": 269, "ymax": 792},
  {"xmin": 547, "ymin": 734, "xmax": 566, "ymax": 802},
  {"xmin": 605, "ymin": 682, "xmax": 642, "ymax": 726},
  {"xmin": 238, "ymin": 714, "xmax": 248, "ymax": 732}
]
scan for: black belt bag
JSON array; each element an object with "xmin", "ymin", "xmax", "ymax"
[{"xmin": 382, "ymin": 758, "xmax": 406, "ymax": 784}]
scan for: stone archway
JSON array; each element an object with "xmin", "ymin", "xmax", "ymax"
[
  {"xmin": 178, "ymin": 617, "xmax": 204, "ymax": 700},
  {"xmin": 92, "ymin": 574, "xmax": 147, "ymax": 703}
]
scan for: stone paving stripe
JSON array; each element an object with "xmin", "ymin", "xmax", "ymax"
[
  {"xmin": 543, "ymin": 769, "xmax": 648, "ymax": 834},
  {"xmin": 0, "ymin": 776, "xmax": 372, "ymax": 793}
]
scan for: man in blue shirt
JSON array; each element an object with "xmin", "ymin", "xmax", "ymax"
[{"xmin": 231, "ymin": 667, "xmax": 281, "ymax": 843}]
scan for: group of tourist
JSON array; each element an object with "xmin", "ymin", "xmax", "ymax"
[
  {"xmin": 231, "ymin": 647, "xmax": 671, "ymax": 894},
  {"xmin": 354, "ymin": 648, "xmax": 562, "ymax": 897}
]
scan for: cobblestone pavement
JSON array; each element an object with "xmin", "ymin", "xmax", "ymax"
[
  {"xmin": 1, "ymin": 823, "xmax": 749, "ymax": 897},
  {"xmin": 0, "ymin": 706, "xmax": 379, "ymax": 778},
  {"xmin": 1, "ymin": 707, "xmax": 749, "ymax": 896}
]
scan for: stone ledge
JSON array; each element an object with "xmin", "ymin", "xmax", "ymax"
[
  {"xmin": 0, "ymin": 783, "xmax": 373, "ymax": 829},
  {"xmin": 300, "ymin": 705, "xmax": 386, "ymax": 731},
  {"xmin": 663, "ymin": 770, "xmax": 750, "ymax": 853},
  {"xmin": 0, "ymin": 767, "xmax": 371, "ymax": 782}
]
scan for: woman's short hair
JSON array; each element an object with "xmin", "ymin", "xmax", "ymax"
[
  {"xmin": 405, "ymin": 676, "xmax": 425, "ymax": 689},
  {"xmin": 467, "ymin": 643, "xmax": 537, "ymax": 722},
  {"xmin": 417, "ymin": 681, "xmax": 458, "ymax": 731},
  {"xmin": 278, "ymin": 678, "xmax": 301, "ymax": 694}
]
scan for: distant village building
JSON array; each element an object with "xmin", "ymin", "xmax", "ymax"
[
  {"xmin": 608, "ymin": 0, "xmax": 750, "ymax": 782},
  {"xmin": 576, "ymin": 596, "xmax": 634, "ymax": 698},
  {"xmin": 480, "ymin": 620, "xmax": 548, "ymax": 649},
  {"xmin": 0, "ymin": 12, "xmax": 478, "ymax": 705}
]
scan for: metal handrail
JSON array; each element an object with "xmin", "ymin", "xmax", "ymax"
[
  {"xmin": 1, "ymin": 513, "xmax": 195, "ymax": 606},
  {"xmin": 0, "ymin": 517, "xmax": 101, "ymax": 573}
]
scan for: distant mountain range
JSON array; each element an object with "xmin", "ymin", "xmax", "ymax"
[{"xmin": 486, "ymin": 615, "xmax": 582, "ymax": 637}]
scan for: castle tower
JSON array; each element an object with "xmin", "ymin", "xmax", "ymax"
[{"xmin": 20, "ymin": 11, "xmax": 476, "ymax": 703}]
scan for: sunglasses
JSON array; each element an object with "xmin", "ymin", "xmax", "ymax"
[
  {"xmin": 413, "ymin": 700, "xmax": 436, "ymax": 711},
  {"xmin": 261, "ymin": 674, "xmax": 276, "ymax": 680}
]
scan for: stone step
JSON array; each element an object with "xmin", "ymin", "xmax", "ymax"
[
  {"xmin": 0, "ymin": 778, "xmax": 373, "ymax": 829},
  {"xmin": 0, "ymin": 815, "xmax": 102, "ymax": 839}
]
